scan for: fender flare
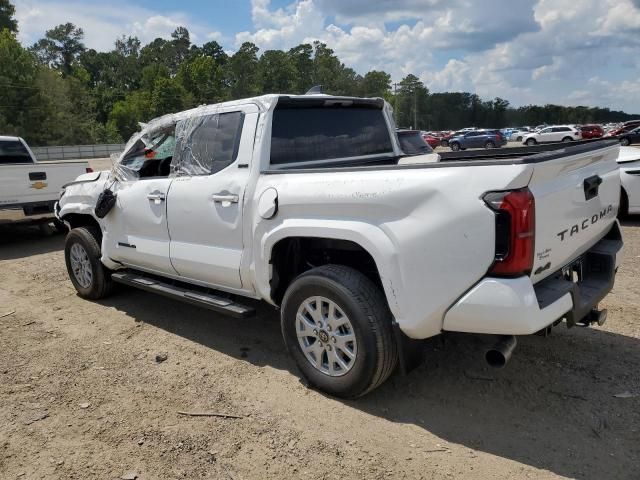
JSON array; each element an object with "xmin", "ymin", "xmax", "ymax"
[{"xmin": 255, "ymin": 219, "xmax": 404, "ymax": 316}]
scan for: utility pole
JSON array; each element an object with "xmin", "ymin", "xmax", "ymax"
[
  {"xmin": 413, "ymin": 88, "xmax": 417, "ymax": 130},
  {"xmin": 393, "ymin": 82, "xmax": 400, "ymax": 126}
]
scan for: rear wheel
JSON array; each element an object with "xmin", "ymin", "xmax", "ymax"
[
  {"xmin": 64, "ymin": 226, "xmax": 113, "ymax": 300},
  {"xmin": 484, "ymin": 141, "xmax": 495, "ymax": 149},
  {"xmin": 281, "ymin": 265, "xmax": 397, "ymax": 398},
  {"xmin": 440, "ymin": 140, "xmax": 449, "ymax": 147},
  {"xmin": 450, "ymin": 142, "xmax": 461, "ymax": 151},
  {"xmin": 620, "ymin": 137, "xmax": 630, "ymax": 146},
  {"xmin": 526, "ymin": 138, "xmax": 537, "ymax": 146},
  {"xmin": 562, "ymin": 136, "xmax": 573, "ymax": 143}
]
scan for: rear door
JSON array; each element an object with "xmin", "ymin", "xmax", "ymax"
[
  {"xmin": 527, "ymin": 142, "xmax": 621, "ymax": 284},
  {"xmin": 167, "ymin": 106, "xmax": 258, "ymax": 290},
  {"xmin": 465, "ymin": 131, "xmax": 482, "ymax": 148}
]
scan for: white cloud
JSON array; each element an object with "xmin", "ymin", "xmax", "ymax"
[
  {"xmin": 234, "ymin": 0, "xmax": 640, "ymax": 111},
  {"xmin": 13, "ymin": 0, "xmax": 223, "ymax": 50},
  {"xmin": 12, "ymin": 0, "xmax": 640, "ymax": 112}
]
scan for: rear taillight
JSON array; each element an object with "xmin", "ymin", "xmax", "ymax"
[
  {"xmin": 86, "ymin": 167, "xmax": 94, "ymax": 173},
  {"xmin": 484, "ymin": 188, "xmax": 535, "ymax": 276}
]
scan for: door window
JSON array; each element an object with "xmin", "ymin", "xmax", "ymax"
[
  {"xmin": 0, "ymin": 139, "xmax": 32, "ymax": 164},
  {"xmin": 117, "ymin": 126, "xmax": 176, "ymax": 180},
  {"xmin": 173, "ymin": 112, "xmax": 244, "ymax": 176}
]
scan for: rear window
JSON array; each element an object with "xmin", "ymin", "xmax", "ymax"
[
  {"xmin": 397, "ymin": 132, "xmax": 433, "ymax": 155},
  {"xmin": 270, "ymin": 107, "xmax": 393, "ymax": 166},
  {"xmin": 0, "ymin": 139, "xmax": 33, "ymax": 164}
]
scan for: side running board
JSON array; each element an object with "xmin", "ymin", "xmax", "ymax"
[{"xmin": 111, "ymin": 272, "xmax": 255, "ymax": 318}]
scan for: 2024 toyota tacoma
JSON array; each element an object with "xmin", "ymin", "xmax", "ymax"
[{"xmin": 57, "ymin": 94, "xmax": 623, "ymax": 398}]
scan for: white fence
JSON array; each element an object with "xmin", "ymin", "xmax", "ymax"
[{"xmin": 31, "ymin": 144, "xmax": 125, "ymax": 161}]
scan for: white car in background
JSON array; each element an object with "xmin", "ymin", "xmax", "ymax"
[
  {"xmin": 618, "ymin": 146, "xmax": 640, "ymax": 216},
  {"xmin": 522, "ymin": 126, "xmax": 582, "ymax": 146}
]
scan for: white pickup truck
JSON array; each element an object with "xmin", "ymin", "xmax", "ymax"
[
  {"xmin": 56, "ymin": 94, "xmax": 623, "ymax": 398},
  {"xmin": 0, "ymin": 136, "xmax": 90, "ymax": 228}
]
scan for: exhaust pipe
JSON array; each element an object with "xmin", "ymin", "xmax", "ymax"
[{"xmin": 485, "ymin": 335, "xmax": 517, "ymax": 368}]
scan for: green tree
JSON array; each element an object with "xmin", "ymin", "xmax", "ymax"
[
  {"xmin": 287, "ymin": 43, "xmax": 314, "ymax": 93},
  {"xmin": 177, "ymin": 55, "xmax": 224, "ymax": 105},
  {"xmin": 360, "ymin": 70, "xmax": 391, "ymax": 98},
  {"xmin": 0, "ymin": 29, "xmax": 41, "ymax": 138},
  {"xmin": 108, "ymin": 90, "xmax": 152, "ymax": 141},
  {"xmin": 227, "ymin": 42, "xmax": 260, "ymax": 98},
  {"xmin": 31, "ymin": 23, "xmax": 86, "ymax": 75},
  {"xmin": 0, "ymin": 0, "xmax": 17, "ymax": 33},
  {"xmin": 151, "ymin": 77, "xmax": 186, "ymax": 117},
  {"xmin": 258, "ymin": 50, "xmax": 295, "ymax": 93},
  {"xmin": 395, "ymin": 74, "xmax": 429, "ymax": 129}
]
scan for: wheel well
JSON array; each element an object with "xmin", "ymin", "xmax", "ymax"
[
  {"xmin": 269, "ymin": 237, "xmax": 383, "ymax": 305},
  {"xmin": 62, "ymin": 214, "xmax": 102, "ymax": 238}
]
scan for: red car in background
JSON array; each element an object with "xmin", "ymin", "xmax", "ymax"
[
  {"xmin": 421, "ymin": 133, "xmax": 441, "ymax": 149},
  {"xmin": 579, "ymin": 125, "xmax": 604, "ymax": 139},
  {"xmin": 605, "ymin": 124, "xmax": 639, "ymax": 138}
]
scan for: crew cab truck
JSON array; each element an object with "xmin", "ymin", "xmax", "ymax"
[
  {"xmin": 56, "ymin": 94, "xmax": 623, "ymax": 398},
  {"xmin": 0, "ymin": 136, "xmax": 90, "ymax": 229}
]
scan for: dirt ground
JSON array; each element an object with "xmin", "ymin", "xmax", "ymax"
[{"xmin": 1, "ymin": 219, "xmax": 639, "ymax": 480}]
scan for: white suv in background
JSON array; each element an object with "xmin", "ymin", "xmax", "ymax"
[{"xmin": 522, "ymin": 126, "xmax": 581, "ymax": 145}]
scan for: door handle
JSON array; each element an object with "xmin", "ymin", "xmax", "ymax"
[
  {"xmin": 212, "ymin": 193, "xmax": 239, "ymax": 204},
  {"xmin": 147, "ymin": 192, "xmax": 166, "ymax": 203}
]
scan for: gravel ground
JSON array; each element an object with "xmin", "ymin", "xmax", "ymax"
[{"xmin": 0, "ymin": 219, "xmax": 639, "ymax": 480}]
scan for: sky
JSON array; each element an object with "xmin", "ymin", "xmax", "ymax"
[{"xmin": 12, "ymin": 0, "xmax": 640, "ymax": 113}]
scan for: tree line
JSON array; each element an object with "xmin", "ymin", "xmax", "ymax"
[{"xmin": 0, "ymin": 0, "xmax": 637, "ymax": 146}]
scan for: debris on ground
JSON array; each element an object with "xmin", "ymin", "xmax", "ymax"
[
  {"xmin": 613, "ymin": 391, "xmax": 638, "ymax": 398},
  {"xmin": 155, "ymin": 352, "xmax": 168, "ymax": 363},
  {"xmin": 177, "ymin": 411, "xmax": 243, "ymax": 419}
]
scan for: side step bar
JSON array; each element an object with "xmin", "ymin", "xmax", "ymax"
[{"xmin": 111, "ymin": 272, "xmax": 255, "ymax": 318}]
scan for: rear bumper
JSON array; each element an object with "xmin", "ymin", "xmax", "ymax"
[
  {"xmin": 443, "ymin": 223, "xmax": 623, "ymax": 335},
  {"xmin": 0, "ymin": 201, "xmax": 57, "ymax": 224}
]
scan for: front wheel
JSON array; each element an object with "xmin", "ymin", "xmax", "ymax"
[
  {"xmin": 484, "ymin": 141, "xmax": 495, "ymax": 149},
  {"xmin": 64, "ymin": 226, "xmax": 113, "ymax": 300},
  {"xmin": 526, "ymin": 138, "xmax": 537, "ymax": 146},
  {"xmin": 620, "ymin": 137, "xmax": 630, "ymax": 146},
  {"xmin": 281, "ymin": 265, "xmax": 397, "ymax": 398},
  {"xmin": 450, "ymin": 142, "xmax": 461, "ymax": 151}
]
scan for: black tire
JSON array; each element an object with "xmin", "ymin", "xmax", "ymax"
[
  {"xmin": 64, "ymin": 226, "xmax": 113, "ymax": 300},
  {"xmin": 440, "ymin": 140, "xmax": 449, "ymax": 147},
  {"xmin": 526, "ymin": 138, "xmax": 537, "ymax": 146},
  {"xmin": 620, "ymin": 137, "xmax": 630, "ymax": 146},
  {"xmin": 562, "ymin": 136, "xmax": 573, "ymax": 143},
  {"xmin": 517, "ymin": 136, "xmax": 523, "ymax": 142},
  {"xmin": 450, "ymin": 142, "xmax": 461, "ymax": 152},
  {"xmin": 484, "ymin": 141, "xmax": 495, "ymax": 149},
  {"xmin": 281, "ymin": 265, "xmax": 397, "ymax": 398}
]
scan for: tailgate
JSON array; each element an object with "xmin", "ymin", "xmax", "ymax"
[
  {"xmin": 0, "ymin": 163, "xmax": 88, "ymax": 205},
  {"xmin": 527, "ymin": 142, "xmax": 621, "ymax": 284}
]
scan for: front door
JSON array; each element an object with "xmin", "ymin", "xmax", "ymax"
[
  {"xmin": 103, "ymin": 128, "xmax": 177, "ymax": 274},
  {"xmin": 104, "ymin": 178, "xmax": 175, "ymax": 273},
  {"xmin": 167, "ymin": 107, "xmax": 258, "ymax": 290}
]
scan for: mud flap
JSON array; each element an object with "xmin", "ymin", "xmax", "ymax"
[{"xmin": 392, "ymin": 320, "xmax": 425, "ymax": 375}]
